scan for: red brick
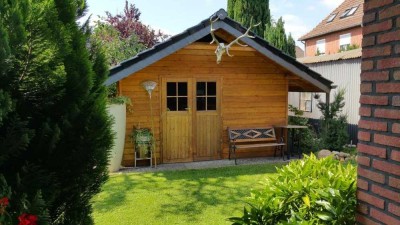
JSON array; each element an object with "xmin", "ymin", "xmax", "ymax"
[
  {"xmin": 357, "ymin": 202, "xmax": 370, "ymax": 215},
  {"xmin": 392, "ymin": 123, "xmax": 400, "ymax": 133},
  {"xmin": 361, "ymin": 83, "xmax": 373, "ymax": 93},
  {"xmin": 396, "ymin": 44, "xmax": 400, "ymax": 54},
  {"xmin": 356, "ymin": 213, "xmax": 380, "ymax": 225},
  {"xmin": 357, "ymin": 190, "xmax": 385, "ymax": 209},
  {"xmin": 377, "ymin": 58, "xmax": 400, "ymax": 69},
  {"xmin": 364, "ymin": 12, "xmax": 376, "ymax": 24},
  {"xmin": 358, "ymin": 143, "xmax": 387, "ymax": 158},
  {"xmin": 358, "ymin": 131, "xmax": 371, "ymax": 141},
  {"xmin": 359, "ymin": 96, "xmax": 388, "ymax": 105},
  {"xmin": 363, "ymin": 20, "xmax": 392, "ymax": 36},
  {"xmin": 375, "ymin": 108, "xmax": 400, "ymax": 119},
  {"xmin": 358, "ymin": 120, "xmax": 388, "ymax": 132},
  {"xmin": 391, "ymin": 150, "xmax": 400, "ymax": 162},
  {"xmin": 370, "ymin": 208, "xmax": 400, "ymax": 225},
  {"xmin": 394, "ymin": 70, "xmax": 400, "ymax": 80},
  {"xmin": 376, "ymin": 83, "xmax": 400, "ymax": 93},
  {"xmin": 379, "ymin": 4, "xmax": 400, "ymax": 20},
  {"xmin": 358, "ymin": 155, "xmax": 371, "ymax": 166},
  {"xmin": 365, "ymin": 0, "xmax": 394, "ymax": 11},
  {"xmin": 373, "ymin": 159, "xmax": 400, "ymax": 176},
  {"xmin": 361, "ymin": 71, "xmax": 389, "ymax": 81},
  {"xmin": 393, "ymin": 96, "xmax": 400, "ymax": 106},
  {"xmin": 358, "ymin": 178, "xmax": 369, "ymax": 190},
  {"xmin": 378, "ymin": 30, "xmax": 400, "ymax": 44},
  {"xmin": 362, "ymin": 60, "xmax": 374, "ymax": 71},
  {"xmin": 375, "ymin": 134, "xmax": 400, "ymax": 148},
  {"xmin": 389, "ymin": 176, "xmax": 400, "ymax": 189},
  {"xmin": 388, "ymin": 203, "xmax": 400, "ymax": 217},
  {"xmin": 372, "ymin": 184, "xmax": 400, "ymax": 202},
  {"xmin": 358, "ymin": 166, "xmax": 386, "ymax": 183},
  {"xmin": 363, "ymin": 36, "xmax": 376, "ymax": 48},
  {"xmin": 360, "ymin": 106, "xmax": 372, "ymax": 117}
]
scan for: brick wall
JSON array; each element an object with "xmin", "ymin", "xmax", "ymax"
[{"xmin": 357, "ymin": 0, "xmax": 400, "ymax": 224}]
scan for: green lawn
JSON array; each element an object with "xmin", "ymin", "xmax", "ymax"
[{"xmin": 92, "ymin": 163, "xmax": 285, "ymax": 225}]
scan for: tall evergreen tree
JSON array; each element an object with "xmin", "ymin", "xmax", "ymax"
[
  {"xmin": 0, "ymin": 0, "xmax": 113, "ymax": 224},
  {"xmin": 227, "ymin": 0, "xmax": 296, "ymax": 57},
  {"xmin": 227, "ymin": 0, "xmax": 270, "ymax": 37}
]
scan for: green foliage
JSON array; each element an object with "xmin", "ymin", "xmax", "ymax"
[
  {"xmin": 288, "ymin": 105, "xmax": 321, "ymax": 153},
  {"xmin": 227, "ymin": 0, "xmax": 271, "ymax": 37},
  {"xmin": 229, "ymin": 154, "xmax": 357, "ymax": 225},
  {"xmin": 317, "ymin": 89, "xmax": 349, "ymax": 151},
  {"xmin": 265, "ymin": 17, "xmax": 296, "ymax": 57},
  {"xmin": 338, "ymin": 44, "xmax": 359, "ymax": 53},
  {"xmin": 1, "ymin": 0, "xmax": 113, "ymax": 224}
]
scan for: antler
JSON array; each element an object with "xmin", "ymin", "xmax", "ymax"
[
  {"xmin": 225, "ymin": 20, "xmax": 261, "ymax": 56},
  {"xmin": 209, "ymin": 16, "xmax": 220, "ymax": 45}
]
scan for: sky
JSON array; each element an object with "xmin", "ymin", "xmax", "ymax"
[{"xmin": 84, "ymin": 0, "xmax": 345, "ymax": 48}]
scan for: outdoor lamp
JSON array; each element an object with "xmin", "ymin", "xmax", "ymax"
[
  {"xmin": 141, "ymin": 80, "xmax": 157, "ymax": 168},
  {"xmin": 141, "ymin": 80, "xmax": 157, "ymax": 98}
]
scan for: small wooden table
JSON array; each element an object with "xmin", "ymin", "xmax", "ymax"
[{"xmin": 275, "ymin": 125, "xmax": 308, "ymax": 160}]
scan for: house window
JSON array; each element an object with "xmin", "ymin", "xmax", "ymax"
[
  {"xmin": 326, "ymin": 13, "xmax": 337, "ymax": 23},
  {"xmin": 340, "ymin": 5, "xmax": 359, "ymax": 18},
  {"xmin": 339, "ymin": 33, "xmax": 351, "ymax": 51},
  {"xmin": 196, "ymin": 82, "xmax": 216, "ymax": 111},
  {"xmin": 316, "ymin": 39, "xmax": 325, "ymax": 55},
  {"xmin": 166, "ymin": 82, "xmax": 188, "ymax": 111},
  {"xmin": 299, "ymin": 92, "xmax": 312, "ymax": 112}
]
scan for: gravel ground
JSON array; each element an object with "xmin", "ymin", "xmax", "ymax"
[{"xmin": 115, "ymin": 156, "xmax": 295, "ymax": 174}]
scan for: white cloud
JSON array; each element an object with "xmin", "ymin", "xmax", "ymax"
[
  {"xmin": 281, "ymin": 14, "xmax": 310, "ymax": 45},
  {"xmin": 321, "ymin": 0, "xmax": 345, "ymax": 10}
]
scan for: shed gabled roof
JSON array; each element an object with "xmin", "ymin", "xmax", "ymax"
[
  {"xmin": 107, "ymin": 9, "xmax": 333, "ymax": 93},
  {"xmin": 299, "ymin": 0, "xmax": 363, "ymax": 41}
]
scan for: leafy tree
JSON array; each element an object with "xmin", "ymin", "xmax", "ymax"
[
  {"xmin": 317, "ymin": 89, "xmax": 349, "ymax": 151},
  {"xmin": 104, "ymin": 0, "xmax": 167, "ymax": 49},
  {"xmin": 0, "ymin": 0, "xmax": 113, "ymax": 224},
  {"xmin": 227, "ymin": 0, "xmax": 271, "ymax": 37},
  {"xmin": 227, "ymin": 0, "xmax": 296, "ymax": 57}
]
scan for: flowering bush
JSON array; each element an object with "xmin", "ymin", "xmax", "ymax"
[{"xmin": 18, "ymin": 213, "xmax": 38, "ymax": 225}]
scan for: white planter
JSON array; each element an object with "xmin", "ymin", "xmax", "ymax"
[{"xmin": 107, "ymin": 103, "xmax": 126, "ymax": 172}]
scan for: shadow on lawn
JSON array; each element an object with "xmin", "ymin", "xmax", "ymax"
[{"xmin": 93, "ymin": 163, "xmax": 284, "ymax": 222}]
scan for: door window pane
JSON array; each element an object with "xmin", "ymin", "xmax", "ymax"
[
  {"xmin": 197, "ymin": 82, "xmax": 206, "ymax": 96},
  {"xmin": 178, "ymin": 82, "xmax": 187, "ymax": 96},
  {"xmin": 208, "ymin": 97, "xmax": 216, "ymax": 110},
  {"xmin": 167, "ymin": 82, "xmax": 176, "ymax": 96},
  {"xmin": 167, "ymin": 97, "xmax": 177, "ymax": 111},
  {"xmin": 197, "ymin": 97, "xmax": 206, "ymax": 111},
  {"xmin": 177, "ymin": 97, "xmax": 188, "ymax": 111},
  {"xmin": 207, "ymin": 82, "xmax": 216, "ymax": 95}
]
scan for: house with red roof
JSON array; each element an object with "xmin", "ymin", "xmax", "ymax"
[{"xmin": 299, "ymin": 0, "xmax": 363, "ymax": 57}]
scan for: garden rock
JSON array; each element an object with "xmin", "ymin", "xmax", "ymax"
[
  {"xmin": 318, "ymin": 149, "xmax": 333, "ymax": 158},
  {"xmin": 317, "ymin": 150, "xmax": 352, "ymax": 161}
]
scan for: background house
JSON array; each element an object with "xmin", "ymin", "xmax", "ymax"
[
  {"xmin": 107, "ymin": 9, "xmax": 333, "ymax": 166},
  {"xmin": 299, "ymin": 0, "xmax": 363, "ymax": 57},
  {"xmin": 289, "ymin": 0, "xmax": 364, "ymax": 144}
]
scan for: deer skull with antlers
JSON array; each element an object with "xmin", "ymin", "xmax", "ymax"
[{"xmin": 209, "ymin": 17, "xmax": 260, "ymax": 64}]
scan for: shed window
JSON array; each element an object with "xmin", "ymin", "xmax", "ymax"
[
  {"xmin": 299, "ymin": 92, "xmax": 312, "ymax": 112},
  {"xmin": 316, "ymin": 39, "xmax": 325, "ymax": 55},
  {"xmin": 167, "ymin": 82, "xmax": 188, "ymax": 111},
  {"xmin": 339, "ymin": 33, "xmax": 351, "ymax": 51},
  {"xmin": 196, "ymin": 82, "xmax": 216, "ymax": 111}
]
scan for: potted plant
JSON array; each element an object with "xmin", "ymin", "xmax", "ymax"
[{"xmin": 131, "ymin": 128, "xmax": 152, "ymax": 158}]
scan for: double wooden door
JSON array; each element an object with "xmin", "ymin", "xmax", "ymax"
[{"xmin": 162, "ymin": 78, "xmax": 221, "ymax": 163}]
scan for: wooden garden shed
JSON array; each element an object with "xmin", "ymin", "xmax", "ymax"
[{"xmin": 106, "ymin": 9, "xmax": 333, "ymax": 166}]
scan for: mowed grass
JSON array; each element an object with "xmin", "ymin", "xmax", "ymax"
[{"xmin": 92, "ymin": 163, "xmax": 286, "ymax": 225}]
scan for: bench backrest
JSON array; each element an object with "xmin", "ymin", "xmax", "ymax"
[{"xmin": 228, "ymin": 127, "xmax": 278, "ymax": 143}]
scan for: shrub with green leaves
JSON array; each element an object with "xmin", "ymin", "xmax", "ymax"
[{"xmin": 229, "ymin": 154, "xmax": 357, "ymax": 225}]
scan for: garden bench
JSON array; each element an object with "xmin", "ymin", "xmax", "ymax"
[{"xmin": 228, "ymin": 126, "xmax": 285, "ymax": 165}]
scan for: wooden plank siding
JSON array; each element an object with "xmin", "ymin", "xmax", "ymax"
[{"xmin": 119, "ymin": 42, "xmax": 288, "ymax": 166}]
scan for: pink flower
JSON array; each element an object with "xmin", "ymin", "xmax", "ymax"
[{"xmin": 18, "ymin": 213, "xmax": 38, "ymax": 225}]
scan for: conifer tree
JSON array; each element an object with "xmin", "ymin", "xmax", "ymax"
[
  {"xmin": 227, "ymin": 0, "xmax": 271, "ymax": 37},
  {"xmin": 0, "ymin": 0, "xmax": 113, "ymax": 224},
  {"xmin": 227, "ymin": 0, "xmax": 296, "ymax": 57}
]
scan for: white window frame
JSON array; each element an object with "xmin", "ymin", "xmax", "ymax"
[
  {"xmin": 316, "ymin": 39, "xmax": 325, "ymax": 55},
  {"xmin": 299, "ymin": 92, "xmax": 312, "ymax": 112},
  {"xmin": 339, "ymin": 33, "xmax": 351, "ymax": 51}
]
